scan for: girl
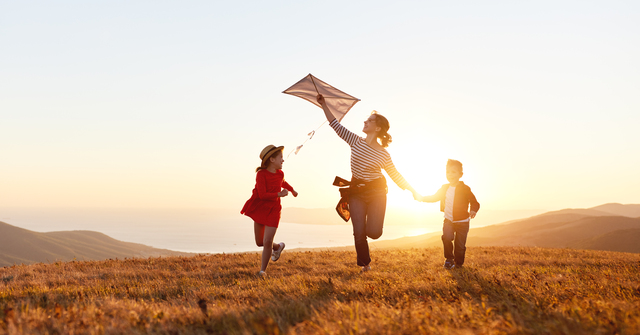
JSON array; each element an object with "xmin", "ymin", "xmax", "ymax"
[
  {"xmin": 317, "ymin": 94, "xmax": 419, "ymax": 272},
  {"xmin": 241, "ymin": 145, "xmax": 298, "ymax": 277}
]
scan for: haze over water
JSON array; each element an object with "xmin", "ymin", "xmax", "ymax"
[{"xmin": 1, "ymin": 207, "xmax": 545, "ymax": 254}]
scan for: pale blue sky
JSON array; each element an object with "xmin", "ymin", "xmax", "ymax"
[{"xmin": 1, "ymin": 1, "xmax": 639, "ymax": 214}]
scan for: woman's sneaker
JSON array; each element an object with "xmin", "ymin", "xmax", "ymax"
[
  {"xmin": 271, "ymin": 242, "xmax": 285, "ymax": 261},
  {"xmin": 444, "ymin": 260, "xmax": 455, "ymax": 270}
]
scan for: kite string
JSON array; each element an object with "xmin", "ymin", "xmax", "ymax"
[{"xmin": 286, "ymin": 120, "xmax": 327, "ymax": 160}]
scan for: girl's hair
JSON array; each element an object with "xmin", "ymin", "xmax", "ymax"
[
  {"xmin": 372, "ymin": 111, "xmax": 392, "ymax": 148},
  {"xmin": 255, "ymin": 149, "xmax": 283, "ymax": 172}
]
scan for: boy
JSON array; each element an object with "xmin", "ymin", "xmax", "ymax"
[{"xmin": 417, "ymin": 159, "xmax": 479, "ymax": 269}]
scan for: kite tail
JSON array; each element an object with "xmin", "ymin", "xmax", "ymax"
[{"xmin": 286, "ymin": 120, "xmax": 327, "ymax": 160}]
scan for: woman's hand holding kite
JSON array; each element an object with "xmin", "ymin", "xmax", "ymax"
[{"xmin": 316, "ymin": 94, "xmax": 336, "ymax": 123}]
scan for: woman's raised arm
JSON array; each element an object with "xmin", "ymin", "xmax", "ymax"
[{"xmin": 317, "ymin": 94, "xmax": 336, "ymax": 122}]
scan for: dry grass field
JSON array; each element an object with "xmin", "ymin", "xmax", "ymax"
[{"xmin": 1, "ymin": 246, "xmax": 639, "ymax": 334}]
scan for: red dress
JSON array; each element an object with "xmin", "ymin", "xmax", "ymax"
[{"xmin": 241, "ymin": 169, "xmax": 295, "ymax": 227}]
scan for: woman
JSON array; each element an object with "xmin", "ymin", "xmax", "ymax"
[{"xmin": 317, "ymin": 94, "xmax": 419, "ymax": 272}]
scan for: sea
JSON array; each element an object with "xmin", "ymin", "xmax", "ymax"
[
  {"xmin": 0, "ymin": 207, "xmax": 544, "ymax": 254},
  {"xmin": 0, "ymin": 208, "xmax": 436, "ymax": 254}
]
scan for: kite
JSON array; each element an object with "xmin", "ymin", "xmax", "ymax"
[
  {"xmin": 283, "ymin": 74, "xmax": 360, "ymax": 122},
  {"xmin": 283, "ymin": 74, "xmax": 360, "ymax": 158}
]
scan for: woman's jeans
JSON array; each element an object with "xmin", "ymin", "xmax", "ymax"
[
  {"xmin": 442, "ymin": 219, "xmax": 470, "ymax": 266},
  {"xmin": 349, "ymin": 189, "xmax": 387, "ymax": 266}
]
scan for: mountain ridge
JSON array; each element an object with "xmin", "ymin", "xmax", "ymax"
[
  {"xmin": 0, "ymin": 221, "xmax": 189, "ymax": 267},
  {"xmin": 367, "ymin": 204, "xmax": 640, "ymax": 253}
]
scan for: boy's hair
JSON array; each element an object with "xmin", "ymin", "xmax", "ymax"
[{"xmin": 446, "ymin": 159, "xmax": 463, "ymax": 172}]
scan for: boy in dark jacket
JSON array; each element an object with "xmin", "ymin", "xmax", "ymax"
[{"xmin": 417, "ymin": 159, "xmax": 479, "ymax": 269}]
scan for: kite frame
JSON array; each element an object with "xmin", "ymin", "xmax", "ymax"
[{"xmin": 282, "ymin": 73, "xmax": 361, "ymax": 122}]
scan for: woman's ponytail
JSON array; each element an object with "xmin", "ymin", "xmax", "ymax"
[
  {"xmin": 372, "ymin": 111, "xmax": 392, "ymax": 148},
  {"xmin": 379, "ymin": 131, "xmax": 392, "ymax": 148}
]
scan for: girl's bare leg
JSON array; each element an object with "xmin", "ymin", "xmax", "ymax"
[
  {"xmin": 254, "ymin": 222, "xmax": 279, "ymax": 248},
  {"xmin": 260, "ymin": 226, "xmax": 278, "ymax": 272},
  {"xmin": 254, "ymin": 222, "xmax": 265, "ymax": 247}
]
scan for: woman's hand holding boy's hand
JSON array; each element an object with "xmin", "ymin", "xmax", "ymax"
[
  {"xmin": 278, "ymin": 189, "xmax": 289, "ymax": 197},
  {"xmin": 410, "ymin": 189, "xmax": 422, "ymax": 201}
]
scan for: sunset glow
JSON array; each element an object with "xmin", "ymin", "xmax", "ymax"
[{"xmin": 1, "ymin": 1, "xmax": 639, "ymax": 232}]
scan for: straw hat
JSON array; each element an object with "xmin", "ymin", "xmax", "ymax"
[{"xmin": 259, "ymin": 145, "xmax": 284, "ymax": 166}]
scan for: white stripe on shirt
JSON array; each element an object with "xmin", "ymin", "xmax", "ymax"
[{"xmin": 330, "ymin": 119, "xmax": 409, "ymax": 189}]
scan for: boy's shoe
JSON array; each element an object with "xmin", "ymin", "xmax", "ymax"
[
  {"xmin": 444, "ymin": 260, "xmax": 455, "ymax": 270},
  {"xmin": 361, "ymin": 265, "xmax": 371, "ymax": 272},
  {"xmin": 258, "ymin": 271, "xmax": 267, "ymax": 277},
  {"xmin": 271, "ymin": 242, "xmax": 285, "ymax": 261}
]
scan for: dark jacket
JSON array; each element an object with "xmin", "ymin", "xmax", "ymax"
[{"xmin": 430, "ymin": 181, "xmax": 480, "ymax": 221}]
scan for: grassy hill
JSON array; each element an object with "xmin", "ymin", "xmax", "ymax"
[
  {"xmin": 0, "ymin": 247, "xmax": 638, "ymax": 334},
  {"xmin": 573, "ymin": 228, "xmax": 640, "ymax": 253},
  {"xmin": 0, "ymin": 221, "xmax": 188, "ymax": 267}
]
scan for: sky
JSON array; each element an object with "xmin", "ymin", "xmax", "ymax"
[{"xmin": 2, "ymin": 1, "xmax": 640, "ymax": 220}]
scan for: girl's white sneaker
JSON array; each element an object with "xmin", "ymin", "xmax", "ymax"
[{"xmin": 271, "ymin": 242, "xmax": 285, "ymax": 261}]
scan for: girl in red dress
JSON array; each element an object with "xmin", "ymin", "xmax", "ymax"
[{"xmin": 241, "ymin": 145, "xmax": 298, "ymax": 277}]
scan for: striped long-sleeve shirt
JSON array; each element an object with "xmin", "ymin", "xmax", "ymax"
[{"xmin": 330, "ymin": 119, "xmax": 410, "ymax": 190}]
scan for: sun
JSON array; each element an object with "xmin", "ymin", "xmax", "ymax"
[{"xmin": 385, "ymin": 145, "xmax": 450, "ymax": 208}]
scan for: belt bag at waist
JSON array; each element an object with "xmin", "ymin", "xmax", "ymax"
[
  {"xmin": 333, "ymin": 176, "xmax": 387, "ymax": 222},
  {"xmin": 336, "ymin": 177, "xmax": 388, "ymax": 197}
]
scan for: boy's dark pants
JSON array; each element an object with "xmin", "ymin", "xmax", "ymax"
[{"xmin": 442, "ymin": 219, "xmax": 470, "ymax": 266}]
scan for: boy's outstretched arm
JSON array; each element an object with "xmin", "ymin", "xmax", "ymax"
[
  {"xmin": 418, "ymin": 185, "xmax": 447, "ymax": 203},
  {"xmin": 420, "ymin": 194, "xmax": 440, "ymax": 203}
]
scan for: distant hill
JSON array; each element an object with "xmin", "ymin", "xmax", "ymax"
[
  {"xmin": 370, "ymin": 204, "xmax": 640, "ymax": 254},
  {"xmin": 0, "ymin": 221, "xmax": 189, "ymax": 267},
  {"xmin": 589, "ymin": 203, "xmax": 640, "ymax": 217},
  {"xmin": 538, "ymin": 208, "xmax": 613, "ymax": 217},
  {"xmin": 538, "ymin": 203, "xmax": 640, "ymax": 218}
]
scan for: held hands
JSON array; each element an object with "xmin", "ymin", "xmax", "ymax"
[{"xmin": 408, "ymin": 187, "xmax": 422, "ymax": 202}]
